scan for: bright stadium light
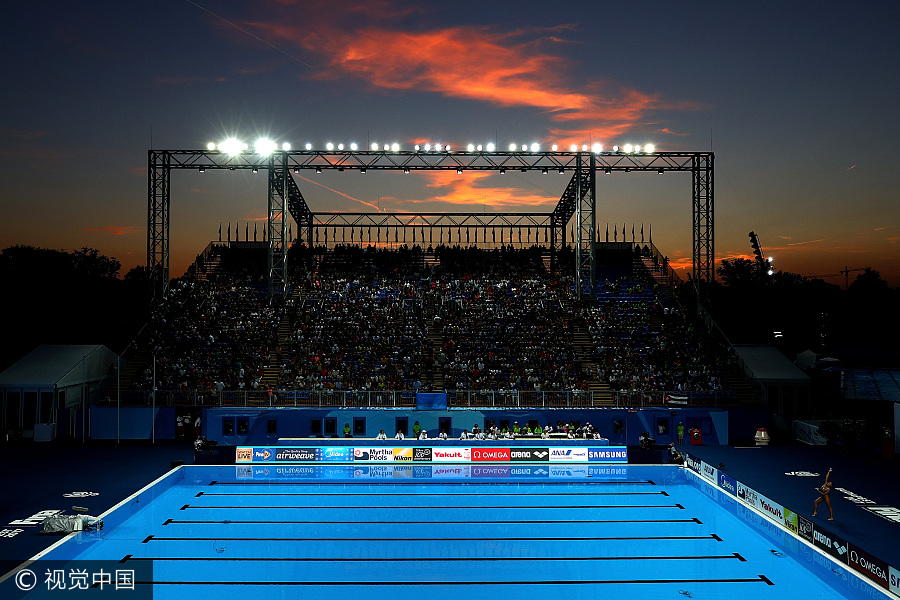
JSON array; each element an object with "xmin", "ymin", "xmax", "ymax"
[
  {"xmin": 551, "ymin": 144, "xmax": 558, "ymax": 151},
  {"xmin": 634, "ymin": 144, "xmax": 642, "ymax": 153},
  {"xmin": 613, "ymin": 145, "xmax": 619, "ymax": 152},
  {"xmin": 350, "ymin": 143, "xmax": 358, "ymax": 151},
  {"xmin": 371, "ymin": 143, "xmax": 379, "ymax": 151},
  {"xmin": 391, "ymin": 143, "xmax": 400, "ymax": 152},
  {"xmin": 383, "ymin": 144, "xmax": 390, "ymax": 151},
  {"xmin": 337, "ymin": 143, "xmax": 344, "ymax": 151},
  {"xmin": 645, "ymin": 144, "xmax": 655, "ymax": 153},
  {"xmin": 219, "ymin": 138, "xmax": 243, "ymax": 156},
  {"xmin": 282, "ymin": 142, "xmax": 291, "ymax": 151},
  {"xmin": 414, "ymin": 144, "xmax": 420, "ymax": 151},
  {"xmin": 592, "ymin": 143, "xmax": 602, "ymax": 153},
  {"xmin": 444, "ymin": 144, "xmax": 451, "ymax": 152},
  {"xmin": 206, "ymin": 142, "xmax": 216, "ymax": 151},
  {"xmin": 581, "ymin": 144, "xmax": 588, "ymax": 152},
  {"xmin": 326, "ymin": 142, "xmax": 334, "ymax": 151},
  {"xmin": 486, "ymin": 143, "xmax": 495, "ymax": 152},
  {"xmin": 467, "ymin": 144, "xmax": 475, "ymax": 152},
  {"xmin": 623, "ymin": 144, "xmax": 634, "ymax": 153},
  {"xmin": 570, "ymin": 144, "xmax": 578, "ymax": 152},
  {"xmin": 509, "ymin": 143, "xmax": 517, "ymax": 151},
  {"xmin": 476, "ymin": 144, "xmax": 483, "ymax": 152},
  {"xmin": 305, "ymin": 143, "xmax": 312, "ymax": 150},
  {"xmin": 530, "ymin": 143, "xmax": 540, "ymax": 152},
  {"xmin": 424, "ymin": 143, "xmax": 431, "ymax": 152},
  {"xmin": 254, "ymin": 138, "xmax": 276, "ymax": 155},
  {"xmin": 521, "ymin": 144, "xmax": 527, "ymax": 151}
]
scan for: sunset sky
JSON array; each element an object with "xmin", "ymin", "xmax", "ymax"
[{"xmin": 2, "ymin": 1, "xmax": 899, "ymax": 284}]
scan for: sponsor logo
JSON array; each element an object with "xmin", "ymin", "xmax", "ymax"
[
  {"xmin": 889, "ymin": 565, "xmax": 900, "ymax": 597},
  {"xmin": 63, "ymin": 492, "xmax": 99, "ymax": 498},
  {"xmin": 717, "ymin": 473, "xmax": 737, "ymax": 496},
  {"xmin": 797, "ymin": 515, "xmax": 814, "ymax": 542},
  {"xmin": 392, "ymin": 465, "xmax": 413, "ymax": 478},
  {"xmin": 413, "ymin": 466, "xmax": 433, "ymax": 478},
  {"xmin": 848, "ymin": 545, "xmax": 890, "ymax": 589},
  {"xmin": 393, "ymin": 448, "xmax": 414, "ymax": 461},
  {"xmin": 235, "ymin": 466, "xmax": 252, "ymax": 479},
  {"xmin": 549, "ymin": 465, "xmax": 589, "ymax": 478},
  {"xmin": 684, "ymin": 455, "xmax": 701, "ymax": 472},
  {"xmin": 588, "ymin": 466, "xmax": 628, "ymax": 478},
  {"xmin": 509, "ymin": 466, "xmax": 547, "ymax": 477},
  {"xmin": 813, "ymin": 526, "xmax": 848, "ymax": 563},
  {"xmin": 473, "ymin": 466, "xmax": 510, "ymax": 477},
  {"xmin": 353, "ymin": 448, "xmax": 369, "ymax": 460},
  {"xmin": 431, "ymin": 466, "xmax": 470, "ymax": 477},
  {"xmin": 412, "ymin": 448, "xmax": 433, "ymax": 461},
  {"xmin": 862, "ymin": 506, "xmax": 900, "ymax": 523},
  {"xmin": 700, "ymin": 461, "xmax": 718, "ymax": 482},
  {"xmin": 254, "ymin": 448, "xmax": 275, "ymax": 461},
  {"xmin": 321, "ymin": 447, "xmax": 351, "ymax": 461},
  {"xmin": 275, "ymin": 448, "xmax": 318, "ymax": 461},
  {"xmin": 784, "ymin": 471, "xmax": 820, "ymax": 477},
  {"xmin": 510, "ymin": 448, "xmax": 550, "ymax": 461},
  {"xmin": 836, "ymin": 487, "xmax": 875, "ymax": 504},
  {"xmin": 783, "ymin": 508, "xmax": 799, "ymax": 534},
  {"xmin": 235, "ymin": 447, "xmax": 253, "ymax": 462},
  {"xmin": 472, "ymin": 448, "xmax": 511, "ymax": 461},
  {"xmin": 432, "ymin": 448, "xmax": 471, "ymax": 462},
  {"xmin": 549, "ymin": 448, "xmax": 589, "ymax": 462},
  {"xmin": 759, "ymin": 497, "xmax": 784, "ymax": 521},
  {"xmin": 587, "ymin": 448, "xmax": 628, "ymax": 462}
]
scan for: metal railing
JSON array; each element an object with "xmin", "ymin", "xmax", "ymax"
[{"xmin": 103, "ymin": 388, "xmax": 736, "ymax": 409}]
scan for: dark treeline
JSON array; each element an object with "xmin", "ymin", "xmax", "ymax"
[
  {"xmin": 0, "ymin": 245, "xmax": 150, "ymax": 372},
  {"xmin": 704, "ymin": 258, "xmax": 900, "ymax": 365}
]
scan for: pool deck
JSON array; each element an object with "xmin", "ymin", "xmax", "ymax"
[{"xmin": 1, "ymin": 438, "xmax": 898, "ymax": 578}]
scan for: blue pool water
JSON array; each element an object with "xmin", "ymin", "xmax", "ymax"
[{"xmin": 6, "ymin": 465, "xmax": 891, "ymax": 600}]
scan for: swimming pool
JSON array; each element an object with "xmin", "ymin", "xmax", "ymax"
[{"xmin": 5, "ymin": 464, "xmax": 891, "ymax": 599}]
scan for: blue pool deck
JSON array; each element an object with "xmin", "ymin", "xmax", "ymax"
[{"xmin": 1, "ymin": 461, "xmax": 895, "ymax": 600}]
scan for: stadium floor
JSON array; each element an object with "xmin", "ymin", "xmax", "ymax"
[
  {"xmin": 678, "ymin": 441, "xmax": 900, "ymax": 570},
  {"xmin": 1, "ymin": 438, "xmax": 897, "ymax": 576}
]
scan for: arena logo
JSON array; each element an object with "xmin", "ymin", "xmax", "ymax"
[
  {"xmin": 814, "ymin": 529, "xmax": 848, "ymax": 559},
  {"xmin": 510, "ymin": 449, "xmax": 549, "ymax": 461}
]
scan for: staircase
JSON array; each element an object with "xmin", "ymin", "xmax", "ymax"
[{"xmin": 261, "ymin": 287, "xmax": 302, "ymax": 389}]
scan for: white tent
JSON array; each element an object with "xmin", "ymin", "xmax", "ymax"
[{"xmin": 0, "ymin": 344, "xmax": 118, "ymax": 440}]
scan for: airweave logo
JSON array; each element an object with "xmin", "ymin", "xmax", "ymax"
[{"xmin": 276, "ymin": 448, "xmax": 317, "ymax": 461}]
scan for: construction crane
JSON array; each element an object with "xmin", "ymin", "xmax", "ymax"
[{"xmin": 809, "ymin": 266, "xmax": 866, "ymax": 290}]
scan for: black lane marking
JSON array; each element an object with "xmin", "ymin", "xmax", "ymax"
[
  {"xmin": 208, "ymin": 481, "xmax": 217, "ymax": 486},
  {"xmin": 144, "ymin": 534, "xmax": 720, "ymax": 542},
  {"xmin": 734, "ymin": 553, "xmax": 746, "ymax": 562},
  {"xmin": 195, "ymin": 492, "xmax": 204, "ymax": 498},
  {"xmin": 163, "ymin": 518, "xmax": 702, "ymax": 525},
  {"xmin": 133, "ymin": 576, "xmax": 771, "ymax": 586},
  {"xmin": 693, "ymin": 518, "xmax": 703, "ymax": 524},
  {"xmin": 661, "ymin": 491, "xmax": 669, "ymax": 496},
  {"xmin": 141, "ymin": 535, "xmax": 153, "ymax": 544},
  {"xmin": 179, "ymin": 504, "xmax": 683, "ymax": 510},
  {"xmin": 122, "ymin": 554, "xmax": 745, "ymax": 563}
]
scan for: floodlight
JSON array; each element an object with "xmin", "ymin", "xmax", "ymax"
[
  {"xmin": 198, "ymin": 167, "xmax": 205, "ymax": 173},
  {"xmin": 592, "ymin": 143, "xmax": 602, "ymax": 153},
  {"xmin": 255, "ymin": 138, "xmax": 277, "ymax": 155},
  {"xmin": 252, "ymin": 167, "xmax": 259, "ymax": 173},
  {"xmin": 768, "ymin": 256, "xmax": 774, "ymax": 262},
  {"xmin": 604, "ymin": 168, "xmax": 611, "ymax": 175},
  {"xmin": 658, "ymin": 168, "xmax": 664, "ymax": 175},
  {"xmin": 350, "ymin": 143, "xmax": 358, "ymax": 151},
  {"xmin": 282, "ymin": 142, "xmax": 291, "ymax": 151},
  {"xmin": 206, "ymin": 142, "xmax": 216, "ymax": 151},
  {"xmin": 444, "ymin": 145, "xmax": 451, "ymax": 152},
  {"xmin": 509, "ymin": 143, "xmax": 517, "ymax": 151},
  {"xmin": 558, "ymin": 167, "xmax": 565, "ymax": 174},
  {"xmin": 424, "ymin": 144, "xmax": 431, "ymax": 152},
  {"xmin": 467, "ymin": 144, "xmax": 475, "ymax": 152},
  {"xmin": 645, "ymin": 144, "xmax": 655, "ymax": 153},
  {"xmin": 551, "ymin": 145, "xmax": 558, "ymax": 151},
  {"xmin": 500, "ymin": 168, "xmax": 506, "ymax": 174},
  {"xmin": 541, "ymin": 168, "xmax": 548, "ymax": 175},
  {"xmin": 486, "ymin": 143, "xmax": 495, "ymax": 152},
  {"xmin": 613, "ymin": 145, "xmax": 619, "ymax": 152},
  {"xmin": 404, "ymin": 168, "xmax": 410, "ymax": 174},
  {"xmin": 521, "ymin": 144, "xmax": 527, "ymax": 151},
  {"xmin": 241, "ymin": 143, "xmax": 248, "ymax": 150},
  {"xmin": 414, "ymin": 144, "xmax": 420, "ymax": 151},
  {"xmin": 383, "ymin": 144, "xmax": 390, "ymax": 151},
  {"xmin": 337, "ymin": 144, "xmax": 344, "ymax": 151},
  {"xmin": 315, "ymin": 167, "xmax": 322, "ymax": 174},
  {"xmin": 476, "ymin": 145, "xmax": 483, "ymax": 152},
  {"xmin": 623, "ymin": 144, "xmax": 633, "ymax": 153},
  {"xmin": 326, "ymin": 142, "xmax": 334, "ymax": 151},
  {"xmin": 360, "ymin": 168, "xmax": 366, "ymax": 174},
  {"xmin": 634, "ymin": 145, "xmax": 642, "ymax": 153},
  {"xmin": 371, "ymin": 143, "xmax": 379, "ymax": 151},
  {"xmin": 581, "ymin": 144, "xmax": 588, "ymax": 152},
  {"xmin": 530, "ymin": 143, "xmax": 540, "ymax": 152},
  {"xmin": 570, "ymin": 145, "xmax": 578, "ymax": 152},
  {"xmin": 456, "ymin": 169, "xmax": 463, "ymax": 174},
  {"xmin": 305, "ymin": 143, "xmax": 312, "ymax": 150},
  {"xmin": 768, "ymin": 269, "xmax": 775, "ymax": 276},
  {"xmin": 219, "ymin": 138, "xmax": 243, "ymax": 155},
  {"xmin": 391, "ymin": 143, "xmax": 400, "ymax": 152}
]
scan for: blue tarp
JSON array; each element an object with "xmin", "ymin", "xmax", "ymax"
[{"xmin": 416, "ymin": 392, "xmax": 447, "ymax": 410}]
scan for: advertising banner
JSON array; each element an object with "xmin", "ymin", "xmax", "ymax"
[
  {"xmin": 683, "ymin": 452, "xmax": 701, "ymax": 473},
  {"xmin": 412, "ymin": 447, "xmax": 433, "ymax": 462},
  {"xmin": 276, "ymin": 448, "xmax": 318, "ymax": 461},
  {"xmin": 782, "ymin": 508, "xmax": 799, "ymax": 535},
  {"xmin": 847, "ymin": 544, "xmax": 890, "ymax": 589},
  {"xmin": 352, "ymin": 447, "xmax": 394, "ymax": 462},
  {"xmin": 700, "ymin": 460, "xmax": 718, "ymax": 483},
  {"xmin": 473, "ymin": 465, "xmax": 510, "ymax": 478},
  {"xmin": 392, "ymin": 448, "xmax": 414, "ymax": 461},
  {"xmin": 812, "ymin": 524, "xmax": 849, "ymax": 564},
  {"xmin": 430, "ymin": 465, "xmax": 471, "ymax": 478},
  {"xmin": 889, "ymin": 565, "xmax": 900, "ymax": 597},
  {"xmin": 471, "ymin": 448, "xmax": 511, "ymax": 462},
  {"xmin": 431, "ymin": 448, "xmax": 471, "ymax": 462},
  {"xmin": 508, "ymin": 465, "xmax": 550, "ymax": 478},
  {"xmin": 549, "ymin": 448, "xmax": 589, "ymax": 462},
  {"xmin": 510, "ymin": 448, "xmax": 550, "ymax": 461},
  {"xmin": 717, "ymin": 472, "xmax": 737, "ymax": 496},
  {"xmin": 797, "ymin": 514, "xmax": 814, "ymax": 543},
  {"xmin": 587, "ymin": 447, "xmax": 628, "ymax": 463}
]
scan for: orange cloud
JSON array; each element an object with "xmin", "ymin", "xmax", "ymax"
[
  {"xmin": 412, "ymin": 171, "xmax": 557, "ymax": 208},
  {"xmin": 243, "ymin": 4, "xmax": 702, "ymax": 143},
  {"xmin": 82, "ymin": 226, "xmax": 140, "ymax": 236}
]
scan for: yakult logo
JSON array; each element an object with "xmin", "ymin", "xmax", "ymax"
[
  {"xmin": 432, "ymin": 448, "xmax": 470, "ymax": 462},
  {"xmin": 759, "ymin": 499, "xmax": 784, "ymax": 520}
]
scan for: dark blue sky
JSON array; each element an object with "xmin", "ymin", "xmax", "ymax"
[{"xmin": 2, "ymin": 1, "xmax": 898, "ymax": 283}]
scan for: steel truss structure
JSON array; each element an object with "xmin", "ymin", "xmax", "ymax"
[{"xmin": 148, "ymin": 149, "xmax": 713, "ymax": 301}]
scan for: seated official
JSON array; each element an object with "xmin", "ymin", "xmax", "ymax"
[{"xmin": 376, "ymin": 429, "xmax": 387, "ymax": 440}]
